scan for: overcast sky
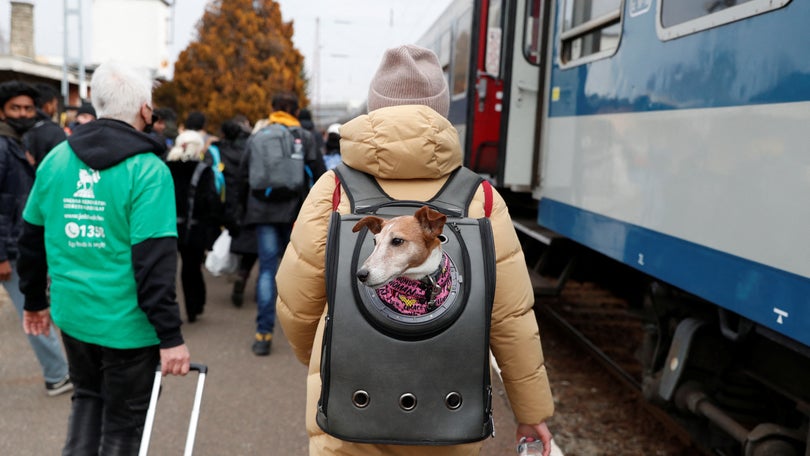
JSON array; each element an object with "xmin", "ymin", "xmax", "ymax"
[{"xmin": 1, "ymin": 0, "xmax": 453, "ymax": 106}]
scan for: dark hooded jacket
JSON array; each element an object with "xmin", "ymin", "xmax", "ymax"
[
  {"xmin": 22, "ymin": 109, "xmax": 67, "ymax": 166},
  {"xmin": 214, "ymin": 124, "xmax": 256, "ymax": 254},
  {"xmin": 0, "ymin": 121, "xmax": 35, "ymax": 262},
  {"xmin": 17, "ymin": 119, "xmax": 184, "ymax": 348}
]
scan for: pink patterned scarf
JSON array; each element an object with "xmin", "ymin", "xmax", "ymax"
[{"xmin": 375, "ymin": 253, "xmax": 452, "ymax": 316}]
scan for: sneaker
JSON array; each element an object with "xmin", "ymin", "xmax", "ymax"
[
  {"xmin": 45, "ymin": 375, "xmax": 73, "ymax": 397},
  {"xmin": 231, "ymin": 278, "xmax": 245, "ymax": 307},
  {"xmin": 252, "ymin": 333, "xmax": 272, "ymax": 356}
]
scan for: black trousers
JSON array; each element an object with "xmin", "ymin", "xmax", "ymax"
[
  {"xmin": 178, "ymin": 227, "xmax": 208, "ymax": 320},
  {"xmin": 61, "ymin": 332, "xmax": 160, "ymax": 456}
]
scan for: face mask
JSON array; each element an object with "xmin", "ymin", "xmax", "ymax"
[{"xmin": 5, "ymin": 116, "xmax": 36, "ymax": 135}]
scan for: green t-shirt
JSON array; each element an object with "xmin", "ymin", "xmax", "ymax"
[{"xmin": 23, "ymin": 143, "xmax": 177, "ymax": 349}]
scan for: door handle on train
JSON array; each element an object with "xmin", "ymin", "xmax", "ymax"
[
  {"xmin": 517, "ymin": 81, "xmax": 538, "ymax": 93},
  {"xmin": 476, "ymin": 77, "xmax": 488, "ymax": 112}
]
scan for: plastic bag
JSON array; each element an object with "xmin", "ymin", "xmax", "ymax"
[{"xmin": 204, "ymin": 230, "xmax": 239, "ymax": 276}]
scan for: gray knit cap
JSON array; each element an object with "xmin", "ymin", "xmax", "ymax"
[{"xmin": 367, "ymin": 44, "xmax": 450, "ymax": 117}]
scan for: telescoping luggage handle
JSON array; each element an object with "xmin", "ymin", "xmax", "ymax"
[{"xmin": 139, "ymin": 363, "xmax": 208, "ymax": 456}]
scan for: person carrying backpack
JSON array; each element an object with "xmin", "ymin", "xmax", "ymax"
[
  {"xmin": 237, "ymin": 92, "xmax": 326, "ymax": 356},
  {"xmin": 165, "ymin": 130, "xmax": 225, "ymax": 322},
  {"xmin": 216, "ymin": 116, "xmax": 257, "ymax": 307},
  {"xmin": 276, "ymin": 45, "xmax": 554, "ymax": 455}
]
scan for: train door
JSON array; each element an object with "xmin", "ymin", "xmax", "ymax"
[
  {"xmin": 499, "ymin": 0, "xmax": 550, "ymax": 191},
  {"xmin": 466, "ymin": 0, "xmax": 505, "ymax": 179}
]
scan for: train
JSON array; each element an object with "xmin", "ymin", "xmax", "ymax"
[{"xmin": 416, "ymin": 0, "xmax": 810, "ymax": 454}]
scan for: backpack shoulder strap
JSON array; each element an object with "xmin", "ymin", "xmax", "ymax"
[
  {"xmin": 190, "ymin": 161, "xmax": 208, "ymax": 190},
  {"xmin": 207, "ymin": 144, "xmax": 226, "ymax": 199},
  {"xmin": 332, "ymin": 163, "xmax": 492, "ymax": 218},
  {"xmin": 208, "ymin": 144, "xmax": 221, "ymax": 165},
  {"xmin": 184, "ymin": 162, "xmax": 209, "ymax": 233},
  {"xmin": 287, "ymin": 125, "xmax": 303, "ymax": 139},
  {"xmin": 333, "ymin": 163, "xmax": 392, "ymax": 213},
  {"xmin": 481, "ymin": 179, "xmax": 493, "ymax": 218},
  {"xmin": 428, "ymin": 166, "xmax": 485, "ymax": 218}
]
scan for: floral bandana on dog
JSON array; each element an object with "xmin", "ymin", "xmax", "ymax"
[{"xmin": 375, "ymin": 253, "xmax": 452, "ymax": 316}]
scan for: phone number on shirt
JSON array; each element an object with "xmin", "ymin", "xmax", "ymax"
[{"xmin": 65, "ymin": 222, "xmax": 106, "ymax": 239}]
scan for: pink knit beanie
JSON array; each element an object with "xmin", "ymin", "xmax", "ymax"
[{"xmin": 367, "ymin": 44, "xmax": 450, "ymax": 117}]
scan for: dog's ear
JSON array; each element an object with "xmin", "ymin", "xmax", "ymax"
[
  {"xmin": 353, "ymin": 216, "xmax": 385, "ymax": 234},
  {"xmin": 414, "ymin": 206, "xmax": 447, "ymax": 239}
]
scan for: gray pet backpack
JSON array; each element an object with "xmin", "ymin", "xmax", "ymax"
[{"xmin": 317, "ymin": 163, "xmax": 496, "ymax": 445}]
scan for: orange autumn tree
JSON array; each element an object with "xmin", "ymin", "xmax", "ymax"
[{"xmin": 155, "ymin": 0, "xmax": 308, "ymax": 132}]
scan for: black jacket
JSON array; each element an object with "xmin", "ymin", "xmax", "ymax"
[
  {"xmin": 0, "ymin": 122, "xmax": 35, "ymax": 262},
  {"xmin": 215, "ymin": 132, "xmax": 248, "ymax": 227},
  {"xmin": 22, "ymin": 109, "xmax": 67, "ymax": 166},
  {"xmin": 166, "ymin": 160, "xmax": 224, "ymax": 248},
  {"xmin": 214, "ymin": 133, "xmax": 257, "ymax": 254}
]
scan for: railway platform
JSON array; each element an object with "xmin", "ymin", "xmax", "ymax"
[{"xmin": 1, "ymin": 267, "xmax": 563, "ymax": 455}]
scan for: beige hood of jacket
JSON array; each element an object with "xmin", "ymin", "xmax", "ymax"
[{"xmin": 277, "ymin": 105, "xmax": 553, "ymax": 455}]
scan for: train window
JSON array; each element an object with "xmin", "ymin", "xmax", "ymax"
[
  {"xmin": 559, "ymin": 0, "xmax": 622, "ymax": 66},
  {"xmin": 452, "ymin": 9, "xmax": 472, "ymax": 96},
  {"xmin": 524, "ymin": 0, "xmax": 543, "ymax": 65},
  {"xmin": 485, "ymin": 1, "xmax": 503, "ymax": 77},
  {"xmin": 439, "ymin": 30, "xmax": 452, "ymax": 79},
  {"xmin": 657, "ymin": 0, "xmax": 790, "ymax": 40}
]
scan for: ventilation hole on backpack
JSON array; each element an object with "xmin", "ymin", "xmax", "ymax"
[
  {"xmin": 399, "ymin": 393, "xmax": 417, "ymax": 411},
  {"xmin": 445, "ymin": 392, "xmax": 462, "ymax": 410},
  {"xmin": 438, "ymin": 234, "xmax": 448, "ymax": 244},
  {"xmin": 352, "ymin": 390, "xmax": 370, "ymax": 408}
]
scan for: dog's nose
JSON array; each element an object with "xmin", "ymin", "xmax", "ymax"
[{"xmin": 356, "ymin": 269, "xmax": 369, "ymax": 282}]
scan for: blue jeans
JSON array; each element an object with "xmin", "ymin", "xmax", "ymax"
[
  {"xmin": 255, "ymin": 223, "xmax": 291, "ymax": 334},
  {"xmin": 2, "ymin": 261, "xmax": 69, "ymax": 383}
]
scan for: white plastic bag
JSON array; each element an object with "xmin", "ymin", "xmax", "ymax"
[{"xmin": 204, "ymin": 230, "xmax": 239, "ymax": 276}]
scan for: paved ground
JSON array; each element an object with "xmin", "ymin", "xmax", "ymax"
[{"xmin": 0, "ymin": 266, "xmax": 561, "ymax": 455}]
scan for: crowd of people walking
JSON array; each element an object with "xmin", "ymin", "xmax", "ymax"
[{"xmin": 1, "ymin": 44, "xmax": 554, "ymax": 456}]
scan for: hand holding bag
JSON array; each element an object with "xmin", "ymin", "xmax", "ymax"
[{"xmin": 204, "ymin": 230, "xmax": 239, "ymax": 276}]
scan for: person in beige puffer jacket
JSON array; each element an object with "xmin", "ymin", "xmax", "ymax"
[{"xmin": 277, "ymin": 44, "xmax": 554, "ymax": 456}]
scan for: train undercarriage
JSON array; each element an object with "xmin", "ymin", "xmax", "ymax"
[{"xmin": 512, "ymin": 210, "xmax": 810, "ymax": 456}]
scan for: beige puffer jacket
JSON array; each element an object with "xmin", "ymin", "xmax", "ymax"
[{"xmin": 277, "ymin": 105, "xmax": 553, "ymax": 455}]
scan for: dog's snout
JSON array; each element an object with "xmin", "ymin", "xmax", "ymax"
[{"xmin": 356, "ymin": 269, "xmax": 369, "ymax": 282}]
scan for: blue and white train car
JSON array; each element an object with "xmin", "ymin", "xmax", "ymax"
[
  {"xmin": 418, "ymin": 0, "xmax": 810, "ymax": 452},
  {"xmin": 534, "ymin": 0, "xmax": 810, "ymax": 453}
]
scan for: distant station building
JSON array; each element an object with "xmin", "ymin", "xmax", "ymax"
[
  {"xmin": 92, "ymin": 0, "xmax": 173, "ymax": 80},
  {"xmin": 1, "ymin": 0, "xmax": 172, "ymax": 113}
]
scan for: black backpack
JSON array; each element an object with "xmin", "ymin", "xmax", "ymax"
[
  {"xmin": 176, "ymin": 162, "xmax": 211, "ymax": 244},
  {"xmin": 316, "ymin": 163, "xmax": 496, "ymax": 445}
]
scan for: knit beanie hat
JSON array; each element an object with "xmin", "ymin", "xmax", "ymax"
[{"xmin": 367, "ymin": 44, "xmax": 449, "ymax": 117}]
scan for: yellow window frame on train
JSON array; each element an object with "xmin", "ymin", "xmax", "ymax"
[
  {"xmin": 557, "ymin": 0, "xmax": 624, "ymax": 69},
  {"xmin": 655, "ymin": 0, "xmax": 791, "ymax": 41}
]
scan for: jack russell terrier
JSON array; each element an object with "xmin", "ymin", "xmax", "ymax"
[{"xmin": 353, "ymin": 206, "xmax": 453, "ymax": 316}]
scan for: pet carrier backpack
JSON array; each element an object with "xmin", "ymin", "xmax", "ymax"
[{"xmin": 316, "ymin": 163, "xmax": 496, "ymax": 445}]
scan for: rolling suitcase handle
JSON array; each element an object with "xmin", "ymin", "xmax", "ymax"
[{"xmin": 139, "ymin": 363, "xmax": 208, "ymax": 456}]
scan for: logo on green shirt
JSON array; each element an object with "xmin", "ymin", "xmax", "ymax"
[{"xmin": 73, "ymin": 168, "xmax": 100, "ymax": 198}]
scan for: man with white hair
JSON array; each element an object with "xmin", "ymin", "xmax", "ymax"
[{"xmin": 17, "ymin": 61, "xmax": 191, "ymax": 455}]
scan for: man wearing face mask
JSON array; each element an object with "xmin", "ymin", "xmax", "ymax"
[
  {"xmin": 17, "ymin": 62, "xmax": 191, "ymax": 455},
  {"xmin": 0, "ymin": 80, "xmax": 73, "ymax": 397}
]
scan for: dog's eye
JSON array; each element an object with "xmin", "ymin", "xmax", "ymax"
[{"xmin": 391, "ymin": 238, "xmax": 404, "ymax": 246}]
